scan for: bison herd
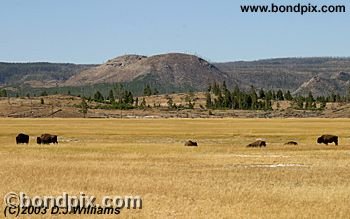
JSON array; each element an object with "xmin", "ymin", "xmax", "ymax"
[
  {"xmin": 245, "ymin": 134, "xmax": 339, "ymax": 148},
  {"xmin": 15, "ymin": 133, "xmax": 339, "ymax": 148},
  {"xmin": 16, "ymin": 133, "xmax": 58, "ymax": 145},
  {"xmin": 185, "ymin": 135, "xmax": 338, "ymax": 147},
  {"xmin": 184, "ymin": 134, "xmax": 339, "ymax": 148}
]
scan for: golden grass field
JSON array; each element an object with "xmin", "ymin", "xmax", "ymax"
[{"xmin": 1, "ymin": 118, "xmax": 350, "ymax": 218}]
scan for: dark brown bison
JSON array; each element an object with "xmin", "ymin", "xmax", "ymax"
[
  {"xmin": 16, "ymin": 133, "xmax": 29, "ymax": 144},
  {"xmin": 317, "ymin": 135, "xmax": 338, "ymax": 146},
  {"xmin": 284, "ymin": 141, "xmax": 298, "ymax": 145},
  {"xmin": 247, "ymin": 140, "xmax": 266, "ymax": 147},
  {"xmin": 184, "ymin": 140, "xmax": 198, "ymax": 147},
  {"xmin": 37, "ymin": 134, "xmax": 58, "ymax": 144}
]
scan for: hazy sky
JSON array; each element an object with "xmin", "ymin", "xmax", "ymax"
[{"xmin": 0, "ymin": 0, "xmax": 349, "ymax": 63}]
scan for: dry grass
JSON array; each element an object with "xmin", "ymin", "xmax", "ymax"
[{"xmin": 0, "ymin": 118, "xmax": 350, "ymax": 218}]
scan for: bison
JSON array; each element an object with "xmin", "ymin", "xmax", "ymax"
[
  {"xmin": 184, "ymin": 140, "xmax": 198, "ymax": 147},
  {"xmin": 16, "ymin": 133, "xmax": 29, "ymax": 144},
  {"xmin": 37, "ymin": 134, "xmax": 58, "ymax": 144},
  {"xmin": 284, "ymin": 141, "xmax": 298, "ymax": 145},
  {"xmin": 247, "ymin": 140, "xmax": 266, "ymax": 147},
  {"xmin": 317, "ymin": 135, "xmax": 338, "ymax": 146}
]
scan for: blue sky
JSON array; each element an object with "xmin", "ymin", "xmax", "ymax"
[{"xmin": 0, "ymin": 0, "xmax": 349, "ymax": 63}]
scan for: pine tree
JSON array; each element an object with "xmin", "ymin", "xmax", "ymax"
[
  {"xmin": 114, "ymin": 83, "xmax": 124, "ymax": 103},
  {"xmin": 232, "ymin": 86, "xmax": 241, "ymax": 109},
  {"xmin": 80, "ymin": 98, "xmax": 88, "ymax": 118},
  {"xmin": 135, "ymin": 97, "xmax": 139, "ymax": 107},
  {"xmin": 264, "ymin": 98, "xmax": 272, "ymax": 111},
  {"xmin": 212, "ymin": 82, "xmax": 220, "ymax": 96},
  {"xmin": 215, "ymin": 92, "xmax": 224, "ymax": 108},
  {"xmin": 250, "ymin": 86, "xmax": 258, "ymax": 110},
  {"xmin": 336, "ymin": 94, "xmax": 341, "ymax": 102},
  {"xmin": 94, "ymin": 91, "xmax": 104, "ymax": 102},
  {"xmin": 0, "ymin": 89, "xmax": 7, "ymax": 97},
  {"xmin": 266, "ymin": 90, "xmax": 273, "ymax": 101},
  {"xmin": 140, "ymin": 98, "xmax": 146, "ymax": 108},
  {"xmin": 307, "ymin": 91, "xmax": 314, "ymax": 102},
  {"xmin": 205, "ymin": 91, "xmax": 212, "ymax": 109},
  {"xmin": 294, "ymin": 96, "xmax": 304, "ymax": 109},
  {"xmin": 245, "ymin": 95, "xmax": 253, "ymax": 110},
  {"xmin": 166, "ymin": 96, "xmax": 173, "ymax": 109},
  {"xmin": 284, "ymin": 90, "xmax": 293, "ymax": 100},
  {"xmin": 222, "ymin": 82, "xmax": 232, "ymax": 108},
  {"xmin": 108, "ymin": 90, "xmax": 115, "ymax": 103},
  {"xmin": 153, "ymin": 88, "xmax": 159, "ymax": 95},
  {"xmin": 122, "ymin": 91, "xmax": 133, "ymax": 104},
  {"xmin": 276, "ymin": 90, "xmax": 284, "ymax": 100},
  {"xmin": 207, "ymin": 84, "xmax": 212, "ymax": 92},
  {"xmin": 272, "ymin": 90, "xmax": 276, "ymax": 100},
  {"xmin": 143, "ymin": 85, "xmax": 152, "ymax": 96},
  {"xmin": 259, "ymin": 89, "xmax": 265, "ymax": 99},
  {"xmin": 319, "ymin": 99, "xmax": 327, "ymax": 110},
  {"xmin": 305, "ymin": 91, "xmax": 315, "ymax": 109}
]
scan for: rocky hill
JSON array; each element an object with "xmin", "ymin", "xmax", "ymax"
[
  {"xmin": 293, "ymin": 72, "xmax": 350, "ymax": 96},
  {"xmin": 64, "ymin": 53, "xmax": 238, "ymax": 92}
]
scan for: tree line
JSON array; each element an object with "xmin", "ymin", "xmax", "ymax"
[
  {"xmin": 83, "ymin": 84, "xmax": 146, "ymax": 110},
  {"xmin": 83, "ymin": 81, "xmax": 344, "ymax": 112},
  {"xmin": 205, "ymin": 82, "xmax": 350, "ymax": 111},
  {"xmin": 4, "ymin": 81, "xmax": 350, "ymax": 112}
]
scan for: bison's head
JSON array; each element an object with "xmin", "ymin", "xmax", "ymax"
[
  {"xmin": 317, "ymin": 137, "xmax": 323, "ymax": 144},
  {"xmin": 36, "ymin": 137, "xmax": 42, "ymax": 144}
]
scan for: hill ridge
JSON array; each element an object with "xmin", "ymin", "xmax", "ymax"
[{"xmin": 1, "ymin": 54, "xmax": 350, "ymax": 96}]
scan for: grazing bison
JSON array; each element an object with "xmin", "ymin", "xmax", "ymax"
[
  {"xmin": 16, "ymin": 133, "xmax": 29, "ymax": 144},
  {"xmin": 247, "ymin": 140, "xmax": 266, "ymax": 147},
  {"xmin": 284, "ymin": 141, "xmax": 298, "ymax": 145},
  {"xmin": 317, "ymin": 135, "xmax": 338, "ymax": 146},
  {"xmin": 184, "ymin": 140, "xmax": 198, "ymax": 147},
  {"xmin": 37, "ymin": 134, "xmax": 58, "ymax": 144}
]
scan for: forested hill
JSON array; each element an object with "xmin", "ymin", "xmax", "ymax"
[
  {"xmin": 215, "ymin": 57, "xmax": 350, "ymax": 96},
  {"xmin": 0, "ymin": 62, "xmax": 96, "ymax": 87},
  {"xmin": 1, "ymin": 55, "xmax": 350, "ymax": 97}
]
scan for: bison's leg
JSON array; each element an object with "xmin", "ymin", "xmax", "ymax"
[{"xmin": 335, "ymin": 139, "xmax": 338, "ymax": 146}]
